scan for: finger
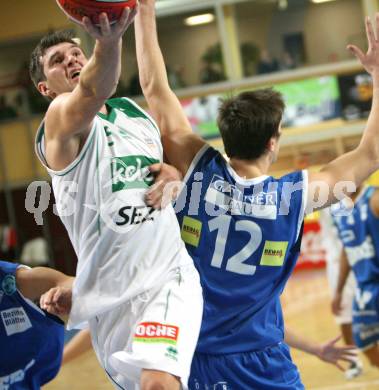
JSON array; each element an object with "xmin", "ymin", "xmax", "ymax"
[
  {"xmin": 99, "ymin": 12, "xmax": 111, "ymax": 36},
  {"xmin": 329, "ymin": 335, "xmax": 342, "ymax": 345},
  {"xmin": 146, "ymin": 179, "xmax": 165, "ymax": 196},
  {"xmin": 41, "ymin": 288, "xmax": 56, "ymax": 306},
  {"xmin": 338, "ymin": 356, "xmax": 358, "ymax": 363},
  {"xmin": 116, "ymin": 7, "xmax": 132, "ymax": 34},
  {"xmin": 366, "ymin": 16, "xmax": 376, "ymax": 49},
  {"xmin": 148, "ymin": 163, "xmax": 162, "ymax": 174},
  {"xmin": 82, "ymin": 16, "xmax": 100, "ymax": 38},
  {"xmin": 334, "ymin": 362, "xmax": 345, "ymax": 372},
  {"xmin": 347, "ymin": 45, "xmax": 366, "ymax": 63},
  {"xmin": 376, "ymin": 13, "xmax": 379, "ymax": 43}
]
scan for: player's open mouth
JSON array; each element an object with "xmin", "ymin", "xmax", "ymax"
[{"xmin": 71, "ymin": 71, "xmax": 81, "ymax": 80}]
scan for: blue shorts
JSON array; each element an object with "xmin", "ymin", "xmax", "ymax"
[
  {"xmin": 352, "ymin": 284, "xmax": 379, "ymax": 350},
  {"xmin": 189, "ymin": 342, "xmax": 304, "ymax": 390}
]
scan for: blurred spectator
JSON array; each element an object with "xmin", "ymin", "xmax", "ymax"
[
  {"xmin": 0, "ymin": 95, "xmax": 17, "ymax": 120},
  {"xmin": 21, "ymin": 237, "xmax": 49, "ymax": 267},
  {"xmin": 279, "ymin": 51, "xmax": 296, "ymax": 71},
  {"xmin": 167, "ymin": 64, "xmax": 186, "ymax": 89},
  {"xmin": 257, "ymin": 49, "xmax": 279, "ymax": 75},
  {"xmin": 199, "ymin": 60, "xmax": 225, "ymax": 84}
]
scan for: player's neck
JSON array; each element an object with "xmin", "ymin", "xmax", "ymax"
[
  {"xmin": 99, "ymin": 104, "xmax": 108, "ymax": 115},
  {"xmin": 229, "ymin": 155, "xmax": 270, "ymax": 179}
]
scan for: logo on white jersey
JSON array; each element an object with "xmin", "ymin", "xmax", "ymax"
[
  {"xmin": 134, "ymin": 322, "xmax": 179, "ymax": 345},
  {"xmin": 0, "ymin": 359, "xmax": 35, "ymax": 389},
  {"xmin": 111, "ymin": 155, "xmax": 159, "ymax": 192},
  {"xmin": 1, "ymin": 307, "xmax": 32, "ymax": 336}
]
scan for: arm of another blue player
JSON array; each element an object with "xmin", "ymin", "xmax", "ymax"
[
  {"xmin": 331, "ymin": 250, "xmax": 351, "ymax": 316},
  {"xmin": 62, "ymin": 329, "xmax": 92, "ymax": 365},
  {"xmin": 135, "ymin": 0, "xmax": 206, "ymax": 177},
  {"xmin": 285, "ymin": 328, "xmax": 357, "ymax": 371},
  {"xmin": 16, "ymin": 266, "xmax": 74, "ymax": 303},
  {"xmin": 308, "ymin": 15, "xmax": 379, "ymax": 211}
]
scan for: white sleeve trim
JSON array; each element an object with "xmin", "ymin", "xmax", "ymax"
[
  {"xmin": 182, "ymin": 144, "xmax": 211, "ymax": 185},
  {"xmin": 296, "ymin": 169, "xmax": 308, "ymax": 241}
]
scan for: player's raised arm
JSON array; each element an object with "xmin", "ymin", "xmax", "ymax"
[
  {"xmin": 308, "ymin": 15, "xmax": 379, "ymax": 210},
  {"xmin": 135, "ymin": 0, "xmax": 205, "ymax": 176},
  {"xmin": 31, "ymin": 9, "xmax": 136, "ymax": 170}
]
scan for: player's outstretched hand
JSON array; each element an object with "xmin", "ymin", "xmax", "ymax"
[
  {"xmin": 82, "ymin": 6, "xmax": 138, "ymax": 43},
  {"xmin": 40, "ymin": 286, "xmax": 72, "ymax": 317},
  {"xmin": 146, "ymin": 163, "xmax": 183, "ymax": 209},
  {"xmin": 348, "ymin": 13, "xmax": 379, "ymax": 75},
  {"xmin": 331, "ymin": 293, "xmax": 342, "ymax": 316},
  {"xmin": 316, "ymin": 335, "xmax": 358, "ymax": 371}
]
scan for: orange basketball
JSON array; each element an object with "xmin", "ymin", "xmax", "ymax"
[{"xmin": 56, "ymin": 0, "xmax": 137, "ymax": 25}]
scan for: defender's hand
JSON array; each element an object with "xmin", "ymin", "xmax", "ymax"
[
  {"xmin": 316, "ymin": 335, "xmax": 358, "ymax": 371},
  {"xmin": 348, "ymin": 14, "xmax": 379, "ymax": 75},
  {"xmin": 146, "ymin": 163, "xmax": 183, "ymax": 209},
  {"xmin": 40, "ymin": 286, "xmax": 72, "ymax": 317}
]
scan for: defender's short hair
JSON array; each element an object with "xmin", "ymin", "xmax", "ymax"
[{"xmin": 218, "ymin": 89, "xmax": 284, "ymax": 160}]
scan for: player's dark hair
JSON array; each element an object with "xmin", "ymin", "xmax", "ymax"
[
  {"xmin": 29, "ymin": 30, "xmax": 78, "ymax": 88},
  {"xmin": 218, "ymin": 89, "xmax": 285, "ymax": 160}
]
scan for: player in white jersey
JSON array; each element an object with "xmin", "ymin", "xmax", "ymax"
[{"xmin": 29, "ymin": 9, "xmax": 203, "ymax": 390}]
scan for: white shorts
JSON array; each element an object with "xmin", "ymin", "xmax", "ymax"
[
  {"xmin": 88, "ymin": 264, "xmax": 203, "ymax": 390},
  {"xmin": 326, "ymin": 260, "xmax": 356, "ymax": 325}
]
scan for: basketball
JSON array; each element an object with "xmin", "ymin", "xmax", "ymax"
[{"xmin": 56, "ymin": 0, "xmax": 137, "ymax": 25}]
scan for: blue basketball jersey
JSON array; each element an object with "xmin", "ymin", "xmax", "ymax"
[
  {"xmin": 0, "ymin": 261, "xmax": 64, "ymax": 389},
  {"xmin": 175, "ymin": 146, "xmax": 307, "ymax": 354},
  {"xmin": 332, "ymin": 187, "xmax": 379, "ymax": 287}
]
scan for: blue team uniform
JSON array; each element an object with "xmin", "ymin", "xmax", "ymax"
[
  {"xmin": 332, "ymin": 187, "xmax": 379, "ymax": 350},
  {"xmin": 175, "ymin": 146, "xmax": 307, "ymax": 390},
  {"xmin": 0, "ymin": 261, "xmax": 64, "ymax": 389}
]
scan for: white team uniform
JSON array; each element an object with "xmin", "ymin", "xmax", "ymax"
[
  {"xmin": 35, "ymin": 97, "xmax": 203, "ymax": 388},
  {"xmin": 319, "ymin": 208, "xmax": 355, "ymax": 324}
]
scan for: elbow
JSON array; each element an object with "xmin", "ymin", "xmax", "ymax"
[{"xmin": 359, "ymin": 140, "xmax": 379, "ymax": 166}]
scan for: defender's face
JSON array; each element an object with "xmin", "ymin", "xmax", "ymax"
[{"xmin": 38, "ymin": 42, "xmax": 88, "ymax": 99}]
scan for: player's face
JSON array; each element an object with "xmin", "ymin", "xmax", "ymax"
[{"xmin": 38, "ymin": 42, "xmax": 88, "ymax": 99}]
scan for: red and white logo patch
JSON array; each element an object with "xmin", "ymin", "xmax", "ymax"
[{"xmin": 134, "ymin": 322, "xmax": 179, "ymax": 344}]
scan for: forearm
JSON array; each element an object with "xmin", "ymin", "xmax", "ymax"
[
  {"xmin": 79, "ymin": 39, "xmax": 122, "ymax": 99},
  {"xmin": 285, "ymin": 328, "xmax": 320, "ymax": 357},
  {"xmin": 17, "ymin": 267, "xmax": 74, "ymax": 302},
  {"xmin": 135, "ymin": 0, "xmax": 169, "ymax": 95}
]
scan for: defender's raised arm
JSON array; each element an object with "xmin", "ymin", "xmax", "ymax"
[
  {"xmin": 308, "ymin": 15, "xmax": 379, "ymax": 210},
  {"xmin": 135, "ymin": 0, "xmax": 205, "ymax": 175}
]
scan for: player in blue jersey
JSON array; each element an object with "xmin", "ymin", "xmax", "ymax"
[
  {"xmin": 332, "ymin": 185, "xmax": 379, "ymax": 367},
  {"xmin": 135, "ymin": 2, "xmax": 379, "ymax": 388},
  {"xmin": 0, "ymin": 260, "xmax": 73, "ymax": 389}
]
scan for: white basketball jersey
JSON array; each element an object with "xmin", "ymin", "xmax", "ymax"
[{"xmin": 35, "ymin": 97, "xmax": 194, "ymax": 328}]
